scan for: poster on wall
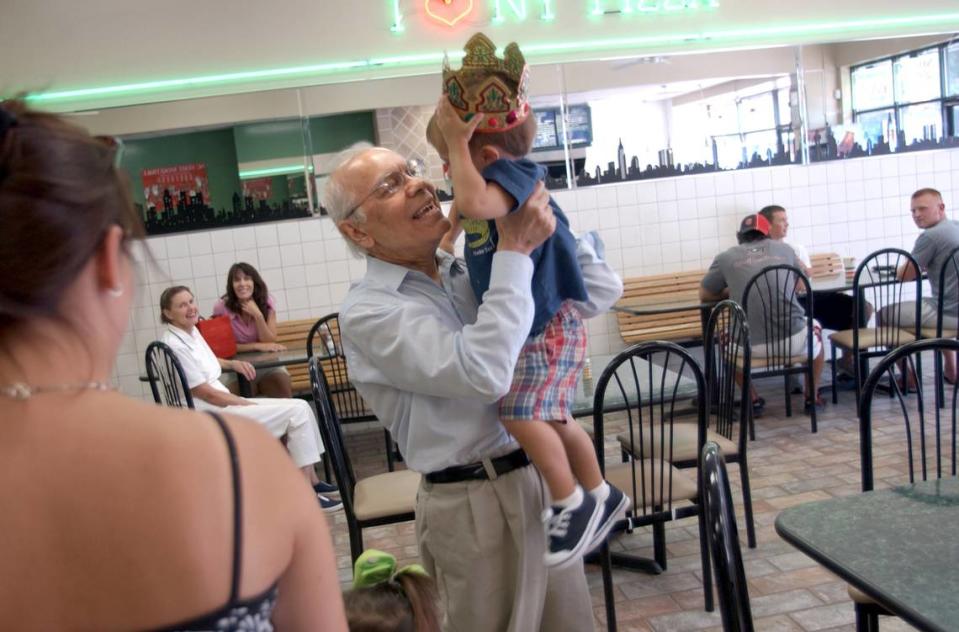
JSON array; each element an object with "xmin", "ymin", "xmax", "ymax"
[
  {"xmin": 141, "ymin": 163, "xmax": 211, "ymax": 214},
  {"xmin": 242, "ymin": 177, "xmax": 273, "ymax": 201}
]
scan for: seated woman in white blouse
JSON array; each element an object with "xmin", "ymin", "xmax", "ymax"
[{"xmin": 159, "ymin": 285, "xmax": 341, "ymax": 512}]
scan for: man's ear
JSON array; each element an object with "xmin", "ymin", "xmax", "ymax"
[{"xmin": 338, "ymin": 220, "xmax": 375, "ymax": 251}]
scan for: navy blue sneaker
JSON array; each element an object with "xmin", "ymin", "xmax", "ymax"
[
  {"xmin": 543, "ymin": 491, "xmax": 602, "ymax": 568},
  {"xmin": 313, "ymin": 480, "xmax": 340, "ymax": 498},
  {"xmin": 586, "ymin": 485, "xmax": 630, "ymax": 553},
  {"xmin": 318, "ymin": 494, "xmax": 343, "ymax": 513}
]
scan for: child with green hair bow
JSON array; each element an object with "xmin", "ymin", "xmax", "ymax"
[{"xmin": 344, "ymin": 549, "xmax": 441, "ymax": 632}]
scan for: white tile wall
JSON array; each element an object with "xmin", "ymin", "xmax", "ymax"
[{"xmin": 116, "ymin": 148, "xmax": 956, "ymax": 399}]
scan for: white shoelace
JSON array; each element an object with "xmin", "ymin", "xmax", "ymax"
[{"xmin": 546, "ymin": 508, "xmax": 574, "ymax": 539}]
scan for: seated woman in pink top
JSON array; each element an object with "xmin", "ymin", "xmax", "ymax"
[{"xmin": 212, "ymin": 262, "xmax": 293, "ymax": 397}]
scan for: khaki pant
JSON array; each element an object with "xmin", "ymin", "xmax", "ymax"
[{"xmin": 416, "ymin": 464, "xmax": 595, "ymax": 632}]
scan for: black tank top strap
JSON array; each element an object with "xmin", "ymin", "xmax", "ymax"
[{"xmin": 207, "ymin": 412, "xmax": 242, "ymax": 604}]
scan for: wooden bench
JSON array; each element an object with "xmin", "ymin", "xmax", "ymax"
[
  {"xmin": 616, "ymin": 270, "xmax": 707, "ymax": 345},
  {"xmin": 809, "ymin": 252, "xmax": 843, "ymax": 279}
]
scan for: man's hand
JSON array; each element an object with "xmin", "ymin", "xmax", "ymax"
[
  {"xmin": 435, "ymin": 97, "xmax": 484, "ymax": 147},
  {"xmin": 496, "ymin": 182, "xmax": 555, "ymax": 256}
]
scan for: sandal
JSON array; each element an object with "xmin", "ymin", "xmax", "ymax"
[{"xmin": 804, "ymin": 396, "xmax": 825, "ymax": 414}]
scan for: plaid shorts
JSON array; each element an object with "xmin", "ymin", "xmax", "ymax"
[{"xmin": 499, "ymin": 301, "xmax": 587, "ymax": 422}]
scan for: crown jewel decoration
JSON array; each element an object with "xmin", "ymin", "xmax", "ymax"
[{"xmin": 442, "ymin": 33, "xmax": 531, "ymax": 134}]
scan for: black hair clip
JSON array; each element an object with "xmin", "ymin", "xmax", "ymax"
[{"xmin": 0, "ymin": 106, "xmax": 17, "ymax": 140}]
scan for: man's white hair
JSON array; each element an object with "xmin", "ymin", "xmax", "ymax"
[{"xmin": 323, "ymin": 142, "xmax": 375, "ymax": 256}]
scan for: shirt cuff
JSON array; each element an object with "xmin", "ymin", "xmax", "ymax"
[{"xmin": 490, "ymin": 250, "xmax": 534, "ymax": 289}]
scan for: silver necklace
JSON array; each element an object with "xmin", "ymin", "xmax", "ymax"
[{"xmin": 0, "ymin": 381, "xmax": 114, "ymax": 400}]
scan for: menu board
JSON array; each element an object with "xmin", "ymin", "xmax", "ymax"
[
  {"xmin": 533, "ymin": 109, "xmax": 558, "ymax": 149},
  {"xmin": 532, "ymin": 105, "xmax": 592, "ymax": 150}
]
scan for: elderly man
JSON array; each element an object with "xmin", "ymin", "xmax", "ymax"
[
  {"xmin": 700, "ymin": 213, "xmax": 825, "ymax": 414},
  {"xmin": 889, "ymin": 188, "xmax": 959, "ymax": 381},
  {"xmin": 325, "ymin": 146, "xmax": 621, "ymax": 631}
]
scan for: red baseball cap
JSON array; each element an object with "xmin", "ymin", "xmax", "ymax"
[{"xmin": 738, "ymin": 213, "xmax": 771, "ymax": 237}]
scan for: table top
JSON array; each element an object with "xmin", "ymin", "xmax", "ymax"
[
  {"xmin": 140, "ymin": 347, "xmax": 309, "ymax": 382},
  {"xmin": 613, "ymin": 272, "xmax": 858, "ymax": 317},
  {"xmin": 570, "ymin": 353, "xmax": 698, "ymax": 417},
  {"xmin": 775, "ymin": 478, "xmax": 959, "ymax": 632}
]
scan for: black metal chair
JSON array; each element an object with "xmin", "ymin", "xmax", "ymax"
[
  {"xmin": 829, "ymin": 248, "xmax": 922, "ymax": 413},
  {"xmin": 307, "ymin": 313, "xmax": 396, "ymax": 471},
  {"xmin": 308, "ymin": 356, "xmax": 419, "ymax": 564},
  {"xmin": 853, "ymin": 337, "xmax": 959, "ymax": 632},
  {"xmin": 701, "ymin": 442, "xmax": 754, "ymax": 632},
  {"xmin": 924, "ymin": 245, "xmax": 959, "ymax": 408},
  {"xmin": 703, "ymin": 300, "xmax": 756, "ymax": 549},
  {"xmin": 742, "ymin": 264, "xmax": 817, "ymax": 432},
  {"xmin": 594, "ymin": 341, "xmax": 712, "ymax": 629},
  {"xmin": 144, "ymin": 341, "xmax": 194, "ymax": 409}
]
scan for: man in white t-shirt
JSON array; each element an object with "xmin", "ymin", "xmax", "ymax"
[{"xmin": 759, "ymin": 205, "xmax": 864, "ymax": 379}]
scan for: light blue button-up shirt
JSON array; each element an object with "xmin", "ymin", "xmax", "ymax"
[{"xmin": 340, "ymin": 235, "xmax": 622, "ymax": 473}]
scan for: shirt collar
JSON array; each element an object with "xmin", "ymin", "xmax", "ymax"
[{"xmin": 365, "ymin": 249, "xmax": 465, "ymax": 291}]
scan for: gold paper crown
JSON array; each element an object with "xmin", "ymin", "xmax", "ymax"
[{"xmin": 442, "ymin": 33, "xmax": 531, "ymax": 134}]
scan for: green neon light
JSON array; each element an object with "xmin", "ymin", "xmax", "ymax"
[
  {"xmin": 541, "ymin": 0, "xmax": 555, "ymax": 20},
  {"xmin": 390, "ymin": 0, "xmax": 404, "ymax": 32},
  {"xmin": 492, "ymin": 0, "xmax": 527, "ymax": 23},
  {"xmin": 22, "ymin": 12, "xmax": 959, "ymax": 105},
  {"xmin": 238, "ymin": 164, "xmax": 314, "ymax": 179}
]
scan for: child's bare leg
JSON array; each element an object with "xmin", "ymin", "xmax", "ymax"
[
  {"xmin": 552, "ymin": 416, "xmax": 603, "ymax": 491},
  {"xmin": 502, "ymin": 419, "xmax": 575, "ymax": 501}
]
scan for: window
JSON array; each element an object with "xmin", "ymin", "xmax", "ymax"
[
  {"xmin": 852, "ymin": 42, "xmax": 956, "ymax": 145},
  {"xmin": 852, "ymin": 60, "xmax": 893, "ymax": 111},
  {"xmin": 893, "ymin": 48, "xmax": 940, "ymax": 103},
  {"xmin": 946, "ymin": 41, "xmax": 959, "ymax": 97}
]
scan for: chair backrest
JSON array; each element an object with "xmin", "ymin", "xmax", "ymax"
[
  {"xmin": 308, "ymin": 356, "xmax": 359, "ymax": 510},
  {"xmin": 741, "ymin": 264, "xmax": 813, "ymax": 368},
  {"xmin": 616, "ymin": 270, "xmax": 706, "ymax": 344},
  {"xmin": 705, "ymin": 300, "xmax": 751, "ymax": 446},
  {"xmin": 853, "ymin": 248, "xmax": 922, "ymax": 348},
  {"xmin": 859, "ymin": 337, "xmax": 959, "ymax": 492},
  {"xmin": 808, "ymin": 252, "xmax": 843, "ymax": 279},
  {"xmin": 701, "ymin": 442, "xmax": 754, "ymax": 632},
  {"xmin": 593, "ymin": 341, "xmax": 707, "ymax": 517},
  {"xmin": 936, "ymin": 244, "xmax": 959, "ymax": 338},
  {"xmin": 306, "ymin": 313, "xmax": 376, "ymax": 424},
  {"xmin": 144, "ymin": 341, "xmax": 194, "ymax": 409}
]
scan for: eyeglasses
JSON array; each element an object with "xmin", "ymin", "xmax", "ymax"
[{"xmin": 345, "ymin": 158, "xmax": 426, "ymax": 219}]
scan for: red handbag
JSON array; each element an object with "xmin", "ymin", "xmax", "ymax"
[{"xmin": 197, "ymin": 316, "xmax": 237, "ymax": 358}]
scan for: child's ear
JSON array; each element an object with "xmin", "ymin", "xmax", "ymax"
[{"xmin": 479, "ymin": 145, "xmax": 500, "ymax": 167}]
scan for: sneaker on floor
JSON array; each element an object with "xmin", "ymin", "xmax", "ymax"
[
  {"xmin": 313, "ymin": 480, "xmax": 340, "ymax": 497},
  {"xmin": 318, "ymin": 494, "xmax": 343, "ymax": 513},
  {"xmin": 586, "ymin": 485, "xmax": 630, "ymax": 553},
  {"xmin": 543, "ymin": 492, "xmax": 602, "ymax": 568}
]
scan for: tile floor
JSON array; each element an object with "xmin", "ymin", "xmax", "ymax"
[{"xmin": 326, "ymin": 373, "xmax": 931, "ymax": 631}]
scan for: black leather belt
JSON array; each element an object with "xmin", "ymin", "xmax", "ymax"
[{"xmin": 425, "ymin": 448, "xmax": 530, "ymax": 484}]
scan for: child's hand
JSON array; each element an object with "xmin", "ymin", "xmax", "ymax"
[
  {"xmin": 435, "ymin": 96, "xmax": 484, "ymax": 147},
  {"xmin": 439, "ymin": 201, "xmax": 463, "ymax": 255}
]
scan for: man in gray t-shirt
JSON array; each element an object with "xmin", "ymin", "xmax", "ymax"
[
  {"xmin": 701, "ymin": 213, "xmax": 825, "ymax": 411},
  {"xmin": 891, "ymin": 188, "xmax": 959, "ymax": 381}
]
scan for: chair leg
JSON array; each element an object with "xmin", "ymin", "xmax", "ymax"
[
  {"xmin": 697, "ymin": 505, "xmax": 714, "ymax": 612},
  {"xmin": 748, "ymin": 406, "xmax": 756, "ymax": 442},
  {"xmin": 322, "ymin": 457, "xmax": 332, "ymax": 483},
  {"xmin": 348, "ymin": 522, "xmax": 365, "ymax": 565},
  {"xmin": 784, "ymin": 377, "xmax": 793, "ymax": 417},
  {"xmin": 600, "ymin": 542, "xmax": 618, "ymax": 632},
  {"xmin": 384, "ymin": 429, "xmax": 395, "ymax": 472},
  {"xmin": 738, "ymin": 457, "xmax": 757, "ymax": 549},
  {"xmin": 831, "ymin": 345, "xmax": 839, "ymax": 405},
  {"xmin": 653, "ymin": 520, "xmax": 667, "ymax": 570},
  {"xmin": 808, "ymin": 366, "xmax": 817, "ymax": 434}
]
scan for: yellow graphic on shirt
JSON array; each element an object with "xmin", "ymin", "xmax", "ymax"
[{"xmin": 461, "ymin": 217, "xmax": 491, "ymax": 250}]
